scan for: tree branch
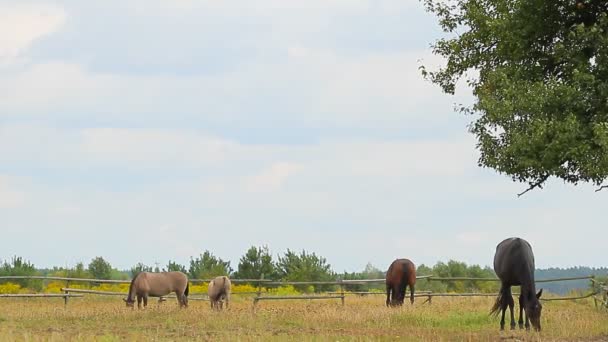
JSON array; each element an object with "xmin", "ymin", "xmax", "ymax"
[
  {"xmin": 595, "ymin": 185, "xmax": 608, "ymax": 193},
  {"xmin": 517, "ymin": 175, "xmax": 550, "ymax": 197}
]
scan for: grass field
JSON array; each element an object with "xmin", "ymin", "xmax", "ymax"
[{"xmin": 0, "ymin": 295, "xmax": 607, "ymax": 341}]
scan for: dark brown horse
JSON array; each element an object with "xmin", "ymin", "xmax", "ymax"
[
  {"xmin": 491, "ymin": 237, "xmax": 543, "ymax": 331},
  {"xmin": 123, "ymin": 271, "xmax": 189, "ymax": 309},
  {"xmin": 385, "ymin": 258, "xmax": 416, "ymax": 306}
]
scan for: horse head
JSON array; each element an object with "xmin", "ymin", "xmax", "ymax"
[
  {"xmin": 123, "ymin": 297, "xmax": 135, "ymax": 308},
  {"xmin": 525, "ymin": 289, "xmax": 543, "ymax": 331}
]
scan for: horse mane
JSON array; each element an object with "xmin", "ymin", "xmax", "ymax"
[{"xmin": 127, "ymin": 271, "xmax": 143, "ymax": 300}]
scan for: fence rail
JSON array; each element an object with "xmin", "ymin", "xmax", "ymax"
[
  {"xmin": 0, "ymin": 293, "xmax": 83, "ymax": 298},
  {"xmin": 59, "ymin": 288, "xmax": 209, "ymax": 301},
  {"xmin": 0, "ymin": 274, "xmax": 604, "ymax": 310}
]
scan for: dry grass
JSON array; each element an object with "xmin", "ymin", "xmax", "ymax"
[{"xmin": 0, "ymin": 295, "xmax": 606, "ymax": 341}]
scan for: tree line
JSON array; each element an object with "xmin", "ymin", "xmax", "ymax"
[{"xmin": 1, "ymin": 248, "xmax": 605, "ymax": 294}]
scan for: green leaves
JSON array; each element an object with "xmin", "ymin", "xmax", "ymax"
[
  {"xmin": 88, "ymin": 256, "xmax": 112, "ymax": 280},
  {"xmin": 233, "ymin": 246, "xmax": 277, "ymax": 282},
  {"xmin": 276, "ymin": 249, "xmax": 334, "ymax": 292},
  {"xmin": 423, "ymin": 0, "xmax": 608, "ymax": 192},
  {"xmin": 188, "ymin": 251, "xmax": 232, "ymax": 279}
]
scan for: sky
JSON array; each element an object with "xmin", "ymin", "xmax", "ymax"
[{"xmin": 1, "ymin": 0, "xmax": 606, "ymax": 272}]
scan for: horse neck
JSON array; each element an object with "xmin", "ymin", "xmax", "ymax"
[
  {"xmin": 127, "ymin": 273, "xmax": 141, "ymax": 300},
  {"xmin": 518, "ymin": 270, "xmax": 537, "ymax": 301}
]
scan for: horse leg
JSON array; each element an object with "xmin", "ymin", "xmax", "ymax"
[
  {"xmin": 175, "ymin": 291, "xmax": 183, "ymax": 308},
  {"xmin": 386, "ymin": 284, "xmax": 392, "ymax": 307},
  {"xmin": 137, "ymin": 295, "xmax": 142, "ymax": 309},
  {"xmin": 508, "ymin": 293, "xmax": 516, "ymax": 330},
  {"xmin": 498, "ymin": 288, "xmax": 507, "ymax": 331},
  {"xmin": 518, "ymin": 295, "xmax": 524, "ymax": 329},
  {"xmin": 410, "ymin": 283, "xmax": 415, "ymax": 305},
  {"xmin": 398, "ymin": 284, "xmax": 406, "ymax": 306},
  {"xmin": 143, "ymin": 294, "xmax": 148, "ymax": 308}
]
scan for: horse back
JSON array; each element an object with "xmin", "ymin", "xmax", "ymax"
[
  {"xmin": 386, "ymin": 258, "xmax": 416, "ymax": 287},
  {"xmin": 136, "ymin": 271, "xmax": 188, "ymax": 296},
  {"xmin": 493, "ymin": 237, "xmax": 535, "ymax": 285},
  {"xmin": 208, "ymin": 276, "xmax": 231, "ymax": 301}
]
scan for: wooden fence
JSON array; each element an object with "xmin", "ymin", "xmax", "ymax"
[
  {"xmin": 590, "ymin": 278, "xmax": 608, "ymax": 310},
  {"xmin": 0, "ymin": 274, "xmax": 604, "ymax": 310}
]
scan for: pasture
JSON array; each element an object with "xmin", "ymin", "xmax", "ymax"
[{"xmin": 0, "ymin": 295, "xmax": 607, "ymax": 341}]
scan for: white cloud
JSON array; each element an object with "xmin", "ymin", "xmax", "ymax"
[
  {"xmin": 1, "ymin": 1, "xmax": 603, "ymax": 271},
  {"xmin": 0, "ymin": 49, "xmax": 463, "ymax": 132},
  {"xmin": 80, "ymin": 128, "xmax": 237, "ymax": 166},
  {"xmin": 0, "ymin": 176, "xmax": 26, "ymax": 209},
  {"xmin": 246, "ymin": 162, "xmax": 301, "ymax": 192},
  {"xmin": 0, "ymin": 4, "xmax": 66, "ymax": 66}
]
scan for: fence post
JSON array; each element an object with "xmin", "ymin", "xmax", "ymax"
[
  {"xmin": 253, "ymin": 274, "xmax": 264, "ymax": 312},
  {"xmin": 64, "ymin": 280, "xmax": 70, "ymax": 306},
  {"xmin": 339, "ymin": 279, "xmax": 345, "ymax": 306}
]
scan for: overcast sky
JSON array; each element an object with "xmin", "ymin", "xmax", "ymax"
[{"xmin": 1, "ymin": 0, "xmax": 605, "ymax": 272}]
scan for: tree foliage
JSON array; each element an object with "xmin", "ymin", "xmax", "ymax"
[
  {"xmin": 233, "ymin": 245, "xmax": 277, "ymax": 282},
  {"xmin": 276, "ymin": 249, "xmax": 335, "ymax": 292},
  {"xmin": 340, "ymin": 262, "xmax": 385, "ymax": 292},
  {"xmin": 165, "ymin": 260, "xmax": 187, "ymax": 273},
  {"xmin": 130, "ymin": 262, "xmax": 153, "ymax": 277},
  {"xmin": 0, "ymin": 256, "xmax": 40, "ymax": 289},
  {"xmin": 421, "ymin": 0, "xmax": 608, "ymax": 193},
  {"xmin": 417, "ymin": 260, "xmax": 498, "ymax": 293},
  {"xmin": 188, "ymin": 251, "xmax": 232, "ymax": 279},
  {"xmin": 87, "ymin": 256, "xmax": 112, "ymax": 280}
]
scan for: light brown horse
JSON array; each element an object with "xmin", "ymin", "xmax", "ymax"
[
  {"xmin": 207, "ymin": 275, "xmax": 231, "ymax": 310},
  {"xmin": 385, "ymin": 258, "xmax": 416, "ymax": 307},
  {"xmin": 123, "ymin": 271, "xmax": 189, "ymax": 309}
]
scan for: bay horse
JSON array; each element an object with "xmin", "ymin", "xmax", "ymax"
[
  {"xmin": 385, "ymin": 258, "xmax": 416, "ymax": 307},
  {"xmin": 123, "ymin": 271, "xmax": 189, "ymax": 309},
  {"xmin": 491, "ymin": 237, "xmax": 543, "ymax": 331},
  {"xmin": 208, "ymin": 275, "xmax": 231, "ymax": 310}
]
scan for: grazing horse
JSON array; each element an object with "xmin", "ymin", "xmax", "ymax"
[
  {"xmin": 491, "ymin": 237, "xmax": 543, "ymax": 331},
  {"xmin": 123, "ymin": 271, "xmax": 189, "ymax": 309},
  {"xmin": 208, "ymin": 276, "xmax": 231, "ymax": 310},
  {"xmin": 385, "ymin": 258, "xmax": 416, "ymax": 307}
]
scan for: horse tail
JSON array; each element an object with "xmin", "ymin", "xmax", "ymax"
[
  {"xmin": 184, "ymin": 281, "xmax": 189, "ymax": 297},
  {"xmin": 490, "ymin": 291, "xmax": 503, "ymax": 317}
]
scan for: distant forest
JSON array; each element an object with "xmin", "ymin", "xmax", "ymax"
[
  {"xmin": 535, "ymin": 267, "xmax": 608, "ymax": 295},
  {"xmin": 1, "ymin": 251, "xmax": 606, "ymax": 295}
]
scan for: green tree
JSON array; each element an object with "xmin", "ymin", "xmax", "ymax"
[
  {"xmin": 0, "ymin": 256, "xmax": 40, "ymax": 289},
  {"xmin": 416, "ymin": 263, "xmax": 448, "ymax": 293},
  {"xmin": 165, "ymin": 260, "xmax": 187, "ymax": 273},
  {"xmin": 87, "ymin": 256, "xmax": 112, "ymax": 280},
  {"xmin": 188, "ymin": 251, "xmax": 232, "ymax": 279},
  {"xmin": 233, "ymin": 246, "xmax": 277, "ymax": 282},
  {"xmin": 340, "ymin": 262, "xmax": 385, "ymax": 292},
  {"xmin": 68, "ymin": 262, "xmax": 89, "ymax": 279},
  {"xmin": 421, "ymin": 0, "xmax": 608, "ymax": 194},
  {"xmin": 276, "ymin": 249, "xmax": 335, "ymax": 292},
  {"xmin": 130, "ymin": 262, "xmax": 153, "ymax": 277}
]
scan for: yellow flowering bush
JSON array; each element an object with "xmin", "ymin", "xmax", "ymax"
[{"xmin": 0, "ymin": 282, "xmax": 21, "ymax": 294}]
